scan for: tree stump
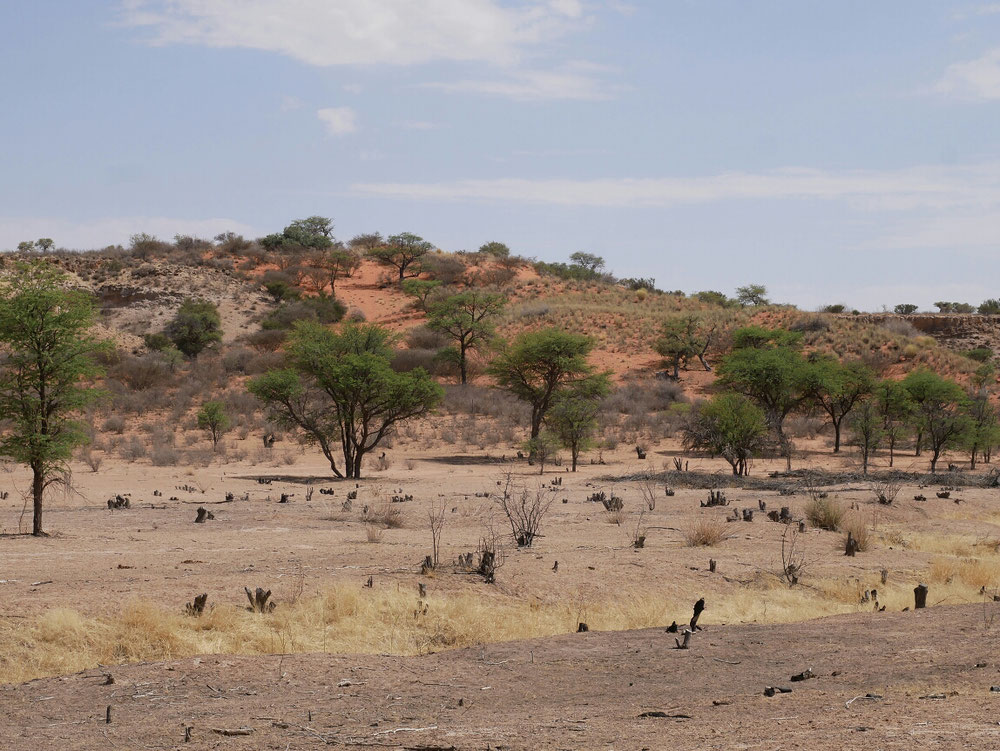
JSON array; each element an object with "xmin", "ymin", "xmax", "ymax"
[
  {"xmin": 421, "ymin": 556, "xmax": 434, "ymax": 575},
  {"xmin": 845, "ymin": 532, "xmax": 858, "ymax": 557},
  {"xmin": 881, "ymin": 569, "xmax": 888, "ymax": 584},
  {"xmin": 194, "ymin": 507, "xmax": 214, "ymax": 523},
  {"xmin": 914, "ymin": 583, "xmax": 928, "ymax": 609},
  {"xmin": 689, "ymin": 597, "xmax": 705, "ymax": 631},
  {"xmin": 742, "ymin": 509, "xmax": 754, "ymax": 522},
  {"xmin": 674, "ymin": 629, "xmax": 692, "ymax": 649},
  {"xmin": 635, "ymin": 446, "xmax": 647, "ymax": 460},
  {"xmin": 577, "ymin": 622, "xmax": 589, "ymax": 632},
  {"xmin": 709, "ymin": 559, "xmax": 717, "ymax": 573},
  {"xmin": 185, "ymin": 593, "xmax": 208, "ymax": 616},
  {"xmin": 245, "ymin": 586, "xmax": 275, "ymax": 613},
  {"xmin": 758, "ymin": 499, "xmax": 766, "ymax": 511}
]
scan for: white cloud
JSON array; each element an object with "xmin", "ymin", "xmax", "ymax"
[
  {"xmin": 352, "ymin": 163, "xmax": 1000, "ymax": 254},
  {"xmin": 352, "ymin": 164, "xmax": 1000, "ymax": 209},
  {"xmin": 120, "ymin": 0, "xmax": 585, "ymax": 67},
  {"xmin": 934, "ymin": 48, "xmax": 1000, "ymax": 100},
  {"xmin": 0, "ymin": 215, "xmax": 259, "ymax": 251},
  {"xmin": 317, "ymin": 107, "xmax": 359, "ymax": 136},
  {"xmin": 424, "ymin": 62, "xmax": 617, "ymax": 101},
  {"xmin": 400, "ymin": 120, "xmax": 438, "ymax": 130}
]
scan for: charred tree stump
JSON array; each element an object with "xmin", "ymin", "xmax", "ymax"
[
  {"xmin": 245, "ymin": 586, "xmax": 275, "ymax": 613},
  {"xmin": 635, "ymin": 446, "xmax": 647, "ymax": 460},
  {"xmin": 881, "ymin": 569, "xmax": 889, "ymax": 585},
  {"xmin": 194, "ymin": 507, "xmax": 214, "ymax": 523},
  {"xmin": 421, "ymin": 555, "xmax": 434, "ymax": 575},
  {"xmin": 914, "ymin": 583, "xmax": 928, "ymax": 609},
  {"xmin": 845, "ymin": 532, "xmax": 858, "ymax": 557},
  {"xmin": 185, "ymin": 593, "xmax": 208, "ymax": 616},
  {"xmin": 674, "ymin": 629, "xmax": 692, "ymax": 649},
  {"xmin": 702, "ymin": 490, "xmax": 728, "ymax": 508},
  {"xmin": 709, "ymin": 559, "xmax": 717, "ymax": 573},
  {"xmin": 577, "ymin": 622, "xmax": 589, "ymax": 632},
  {"xmin": 758, "ymin": 499, "xmax": 766, "ymax": 511},
  {"xmin": 742, "ymin": 509, "xmax": 754, "ymax": 522},
  {"xmin": 689, "ymin": 597, "xmax": 706, "ymax": 631}
]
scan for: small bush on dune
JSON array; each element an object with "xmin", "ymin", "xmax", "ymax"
[{"xmin": 683, "ymin": 518, "xmax": 730, "ymax": 547}]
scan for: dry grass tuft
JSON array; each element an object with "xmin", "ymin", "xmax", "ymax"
[
  {"xmin": 842, "ymin": 515, "xmax": 872, "ymax": 552},
  {"xmin": 683, "ymin": 518, "xmax": 730, "ymax": 547},
  {"xmin": 805, "ymin": 496, "xmax": 845, "ymax": 531}
]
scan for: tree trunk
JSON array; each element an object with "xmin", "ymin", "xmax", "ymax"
[
  {"xmin": 832, "ymin": 418, "xmax": 842, "ymax": 453},
  {"xmin": 571, "ymin": 445, "xmax": 578, "ymax": 472},
  {"xmin": 459, "ymin": 343, "xmax": 468, "ymax": 385},
  {"xmin": 31, "ymin": 463, "xmax": 44, "ymax": 536},
  {"xmin": 915, "ymin": 430, "xmax": 922, "ymax": 456},
  {"xmin": 929, "ymin": 449, "xmax": 939, "ymax": 473}
]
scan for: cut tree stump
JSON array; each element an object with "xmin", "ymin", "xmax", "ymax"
[
  {"xmin": 245, "ymin": 587, "xmax": 275, "ymax": 613},
  {"xmin": 709, "ymin": 559, "xmax": 717, "ymax": 573},
  {"xmin": 914, "ymin": 583, "xmax": 928, "ymax": 609},
  {"xmin": 185, "ymin": 593, "xmax": 208, "ymax": 616},
  {"xmin": 690, "ymin": 597, "xmax": 706, "ymax": 631},
  {"xmin": 845, "ymin": 532, "xmax": 858, "ymax": 557},
  {"xmin": 194, "ymin": 507, "xmax": 214, "ymax": 523},
  {"xmin": 674, "ymin": 629, "xmax": 692, "ymax": 649}
]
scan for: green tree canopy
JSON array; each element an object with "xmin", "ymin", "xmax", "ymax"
[
  {"xmin": 426, "ymin": 290, "xmax": 505, "ymax": 384},
  {"xmin": 165, "ymin": 298, "xmax": 222, "ymax": 357},
  {"xmin": 249, "ymin": 321, "xmax": 442, "ymax": 478},
  {"xmin": 873, "ymin": 379, "xmax": 912, "ymax": 468},
  {"xmin": 197, "ymin": 400, "xmax": 230, "ymax": 449},
  {"xmin": 655, "ymin": 314, "xmax": 718, "ymax": 379},
  {"xmin": 902, "ymin": 369, "xmax": 969, "ymax": 472},
  {"xmin": 801, "ymin": 358, "xmax": 875, "ymax": 453},
  {"xmin": 682, "ymin": 393, "xmax": 768, "ymax": 476},
  {"xmin": 479, "ymin": 241, "xmax": 511, "ymax": 258},
  {"xmin": 0, "ymin": 261, "xmax": 108, "ymax": 535},
  {"xmin": 368, "ymin": 232, "xmax": 433, "ymax": 280},
  {"xmin": 487, "ymin": 328, "xmax": 610, "ymax": 440},
  {"xmin": 735, "ymin": 283, "xmax": 769, "ymax": 306},
  {"xmin": 548, "ymin": 390, "xmax": 602, "ymax": 471}
]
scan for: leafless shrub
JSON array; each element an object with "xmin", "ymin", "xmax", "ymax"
[
  {"xmin": 636, "ymin": 473, "xmax": 659, "ymax": 511},
  {"xmin": 150, "ymin": 445, "xmax": 181, "ymax": 466},
  {"xmin": 780, "ymin": 525, "xmax": 807, "ymax": 586},
  {"xmin": 629, "ymin": 509, "xmax": 648, "ymax": 548},
  {"xmin": 428, "ymin": 501, "xmax": 447, "ymax": 567},
  {"xmin": 103, "ymin": 415, "xmax": 126, "ymax": 434},
  {"xmin": 79, "ymin": 448, "xmax": 103, "ymax": 473},
  {"xmin": 365, "ymin": 524, "xmax": 384, "ymax": 543},
  {"xmin": 495, "ymin": 471, "xmax": 555, "ymax": 547},
  {"xmin": 120, "ymin": 437, "xmax": 147, "ymax": 462},
  {"xmin": 870, "ymin": 478, "xmax": 901, "ymax": 505},
  {"xmin": 364, "ymin": 503, "xmax": 404, "ymax": 529}
]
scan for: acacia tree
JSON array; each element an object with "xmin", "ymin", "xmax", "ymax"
[
  {"xmin": 487, "ymin": 328, "xmax": 610, "ymax": 441},
  {"xmin": 0, "ymin": 262, "xmax": 107, "ymax": 535},
  {"xmin": 249, "ymin": 321, "xmax": 442, "ymax": 478},
  {"xmin": 368, "ymin": 232, "xmax": 433, "ymax": 280},
  {"xmin": 963, "ymin": 389, "xmax": 1000, "ymax": 468},
  {"xmin": 165, "ymin": 298, "xmax": 222, "ymax": 357},
  {"xmin": 682, "ymin": 393, "xmax": 768, "ymax": 476},
  {"xmin": 801, "ymin": 358, "xmax": 875, "ymax": 453},
  {"xmin": 848, "ymin": 397, "xmax": 883, "ymax": 474},
  {"xmin": 902, "ymin": 370, "xmax": 969, "ymax": 472},
  {"xmin": 655, "ymin": 314, "xmax": 718, "ymax": 378},
  {"xmin": 426, "ymin": 291, "xmax": 505, "ymax": 384},
  {"xmin": 716, "ymin": 327, "xmax": 808, "ymax": 469},
  {"xmin": 548, "ymin": 390, "xmax": 602, "ymax": 471},
  {"xmin": 874, "ymin": 379, "xmax": 911, "ymax": 467},
  {"xmin": 197, "ymin": 401, "xmax": 230, "ymax": 449},
  {"xmin": 320, "ymin": 248, "xmax": 362, "ymax": 293}
]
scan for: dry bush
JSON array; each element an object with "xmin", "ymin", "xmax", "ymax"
[
  {"xmin": 406, "ymin": 325, "xmax": 450, "ymax": 350},
  {"xmin": 79, "ymin": 448, "xmax": 102, "ymax": 473},
  {"xmin": 120, "ymin": 437, "xmax": 147, "ymax": 462},
  {"xmin": 604, "ymin": 509, "xmax": 628, "ymax": 525},
  {"xmin": 870, "ymin": 478, "xmax": 901, "ymax": 505},
  {"xmin": 150, "ymin": 445, "xmax": 181, "ymax": 466},
  {"xmin": 364, "ymin": 524, "xmax": 384, "ymax": 543},
  {"xmin": 102, "ymin": 415, "xmax": 126, "ymax": 434},
  {"xmin": 785, "ymin": 415, "xmax": 824, "ymax": 440},
  {"xmin": 842, "ymin": 515, "xmax": 871, "ymax": 552},
  {"xmin": 364, "ymin": 503, "xmax": 404, "ymax": 529},
  {"xmin": 805, "ymin": 496, "xmax": 845, "ymax": 531},
  {"xmin": 110, "ymin": 354, "xmax": 173, "ymax": 391},
  {"xmin": 879, "ymin": 318, "xmax": 919, "ymax": 338},
  {"xmin": 495, "ymin": 471, "xmax": 555, "ymax": 547},
  {"xmin": 683, "ymin": 518, "xmax": 730, "ymax": 547}
]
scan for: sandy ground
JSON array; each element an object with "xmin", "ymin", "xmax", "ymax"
[{"xmin": 2, "ymin": 604, "xmax": 999, "ymax": 750}]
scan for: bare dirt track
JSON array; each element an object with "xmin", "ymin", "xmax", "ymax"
[{"xmin": 3, "ymin": 604, "xmax": 1000, "ymax": 751}]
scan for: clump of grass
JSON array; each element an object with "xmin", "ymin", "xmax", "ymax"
[
  {"xmin": 683, "ymin": 518, "xmax": 730, "ymax": 547},
  {"xmin": 604, "ymin": 509, "xmax": 627, "ymax": 526},
  {"xmin": 805, "ymin": 496, "xmax": 845, "ymax": 531},
  {"xmin": 842, "ymin": 515, "xmax": 871, "ymax": 552},
  {"xmin": 364, "ymin": 524, "xmax": 384, "ymax": 543}
]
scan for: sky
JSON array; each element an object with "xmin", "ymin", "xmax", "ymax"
[{"xmin": 0, "ymin": 1, "xmax": 998, "ymax": 311}]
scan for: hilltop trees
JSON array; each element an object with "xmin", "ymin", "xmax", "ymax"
[
  {"xmin": 426, "ymin": 291, "xmax": 506, "ymax": 384},
  {"xmin": 488, "ymin": 328, "xmax": 609, "ymax": 441},
  {"xmin": 319, "ymin": 248, "xmax": 362, "ymax": 293},
  {"xmin": 655, "ymin": 314, "xmax": 718, "ymax": 379},
  {"xmin": 261, "ymin": 216, "xmax": 335, "ymax": 251},
  {"xmin": 166, "ymin": 298, "xmax": 222, "ymax": 357},
  {"xmin": 735, "ymin": 283, "xmax": 769, "ymax": 307},
  {"xmin": 249, "ymin": 321, "xmax": 442, "ymax": 478},
  {"xmin": 0, "ymin": 262, "xmax": 107, "ymax": 535},
  {"xmin": 368, "ymin": 232, "xmax": 433, "ymax": 280}
]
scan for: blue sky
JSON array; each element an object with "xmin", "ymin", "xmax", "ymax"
[{"xmin": 1, "ymin": 1, "xmax": 998, "ymax": 311}]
